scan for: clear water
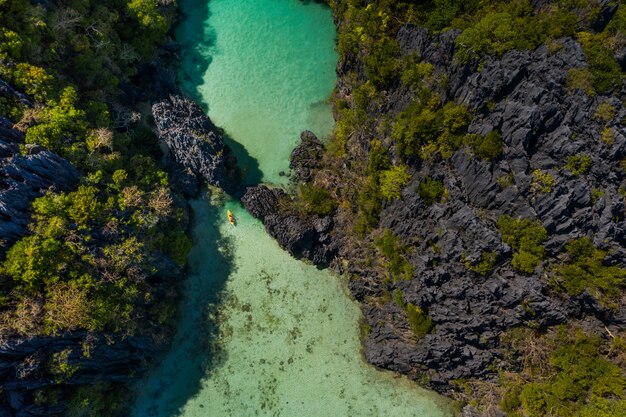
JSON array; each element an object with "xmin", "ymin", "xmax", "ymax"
[
  {"xmin": 177, "ymin": 0, "xmax": 337, "ymax": 184},
  {"xmin": 132, "ymin": 1, "xmax": 455, "ymax": 416}
]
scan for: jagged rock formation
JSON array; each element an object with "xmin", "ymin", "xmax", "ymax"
[
  {"xmin": 0, "ymin": 333, "xmax": 155, "ymax": 416},
  {"xmin": 358, "ymin": 27, "xmax": 626, "ymax": 389},
  {"xmin": 152, "ymin": 95, "xmax": 232, "ymax": 196},
  {"xmin": 245, "ymin": 22, "xmax": 626, "ymax": 397},
  {"xmin": 241, "ymin": 185, "xmax": 337, "ymax": 266},
  {"xmin": 290, "ymin": 130, "xmax": 325, "ymax": 183},
  {"xmin": 0, "ymin": 118, "xmax": 79, "ymax": 254}
]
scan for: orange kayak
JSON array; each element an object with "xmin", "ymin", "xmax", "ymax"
[{"xmin": 227, "ymin": 210, "xmax": 235, "ymax": 225}]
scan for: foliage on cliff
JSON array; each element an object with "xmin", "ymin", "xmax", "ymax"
[
  {"xmin": 309, "ymin": 1, "xmax": 626, "ymax": 416},
  {"xmin": 0, "ymin": 0, "xmax": 185, "ymax": 414}
]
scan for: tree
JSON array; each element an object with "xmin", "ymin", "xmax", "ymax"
[{"xmin": 379, "ymin": 165, "xmax": 411, "ymax": 200}]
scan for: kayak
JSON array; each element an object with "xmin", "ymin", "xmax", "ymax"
[{"xmin": 227, "ymin": 210, "xmax": 235, "ymax": 225}]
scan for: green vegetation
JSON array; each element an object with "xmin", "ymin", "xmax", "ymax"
[
  {"xmin": 601, "ymin": 127, "xmax": 616, "ymax": 145},
  {"xmin": 464, "ymin": 130, "xmax": 503, "ymax": 161},
  {"xmin": 464, "ymin": 251, "xmax": 498, "ymax": 276},
  {"xmin": 0, "ymin": 0, "xmax": 186, "ymax": 410},
  {"xmin": 406, "ymin": 303, "xmax": 435, "ymax": 338},
  {"xmin": 577, "ymin": 32, "xmax": 622, "ymax": 94},
  {"xmin": 379, "ymin": 165, "xmax": 411, "ymax": 200},
  {"xmin": 530, "ymin": 169, "xmax": 556, "ymax": 193},
  {"xmin": 552, "ymin": 238, "xmax": 626, "ymax": 309},
  {"xmin": 297, "ymin": 184, "xmax": 338, "ymax": 216},
  {"xmin": 454, "ymin": 1, "xmax": 577, "ymax": 63},
  {"xmin": 375, "ymin": 229, "xmax": 414, "ymax": 281},
  {"xmin": 392, "ymin": 96, "xmax": 472, "ymax": 160},
  {"xmin": 66, "ymin": 383, "xmax": 126, "ymax": 417},
  {"xmin": 392, "ymin": 288, "xmax": 434, "ymax": 338},
  {"xmin": 355, "ymin": 140, "xmax": 390, "ymax": 235},
  {"xmin": 417, "ymin": 177, "xmax": 447, "ymax": 205},
  {"xmin": 49, "ymin": 349, "xmax": 79, "ymax": 383},
  {"xmin": 497, "ymin": 215, "xmax": 547, "ymax": 274},
  {"xmin": 327, "ymin": 0, "xmax": 626, "ymax": 414},
  {"xmin": 500, "ymin": 326, "xmax": 626, "ymax": 417},
  {"xmin": 565, "ymin": 154, "xmax": 593, "ymax": 176},
  {"xmin": 567, "ymin": 68, "xmax": 596, "ymax": 97},
  {"xmin": 595, "ymin": 103, "xmax": 616, "ymax": 124}
]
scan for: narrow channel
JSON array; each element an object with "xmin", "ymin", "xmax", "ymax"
[{"xmin": 132, "ymin": 1, "xmax": 455, "ymax": 416}]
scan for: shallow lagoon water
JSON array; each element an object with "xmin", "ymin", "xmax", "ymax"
[
  {"xmin": 177, "ymin": 0, "xmax": 337, "ymax": 184},
  {"xmin": 132, "ymin": 1, "xmax": 455, "ymax": 416}
]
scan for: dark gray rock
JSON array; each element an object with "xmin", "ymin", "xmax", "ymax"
[
  {"xmin": 242, "ymin": 185, "xmax": 337, "ymax": 266},
  {"xmin": 241, "ymin": 185, "xmax": 286, "ymax": 219},
  {"xmin": 152, "ymin": 95, "xmax": 229, "ymax": 196},
  {"xmin": 321, "ymin": 20, "xmax": 626, "ymax": 398},
  {"xmin": 0, "ymin": 333, "xmax": 156, "ymax": 416},
  {"xmin": 290, "ymin": 130, "xmax": 324, "ymax": 182},
  {"xmin": 0, "ymin": 124, "xmax": 79, "ymax": 253}
]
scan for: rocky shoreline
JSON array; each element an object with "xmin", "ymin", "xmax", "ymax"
[{"xmin": 241, "ymin": 6, "xmax": 626, "ymax": 411}]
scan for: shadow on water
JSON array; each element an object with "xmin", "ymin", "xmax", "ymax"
[
  {"xmin": 222, "ymin": 133, "xmax": 264, "ymax": 189},
  {"xmin": 176, "ymin": 0, "xmax": 263, "ymax": 192},
  {"xmin": 135, "ymin": 196, "xmax": 235, "ymax": 417},
  {"xmin": 176, "ymin": 0, "xmax": 214, "ymax": 102},
  {"xmin": 134, "ymin": 2, "xmax": 262, "ymax": 415}
]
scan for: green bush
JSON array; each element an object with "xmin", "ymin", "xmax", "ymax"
[
  {"xmin": 567, "ymin": 67, "xmax": 596, "ymax": 96},
  {"xmin": 379, "ymin": 165, "xmax": 411, "ymax": 200},
  {"xmin": 49, "ymin": 348, "xmax": 79, "ymax": 383},
  {"xmin": 406, "ymin": 303, "xmax": 434, "ymax": 338},
  {"xmin": 577, "ymin": 32, "xmax": 622, "ymax": 94},
  {"xmin": 497, "ymin": 215, "xmax": 547, "ymax": 274},
  {"xmin": 4, "ymin": 236, "xmax": 72, "ymax": 291},
  {"xmin": 165, "ymin": 230, "xmax": 193, "ymax": 266},
  {"xmin": 530, "ymin": 169, "xmax": 556, "ymax": 193},
  {"xmin": 418, "ymin": 177, "xmax": 447, "ymax": 205},
  {"xmin": 24, "ymin": 87, "xmax": 87, "ymax": 154},
  {"xmin": 363, "ymin": 36, "xmax": 400, "ymax": 87},
  {"xmin": 298, "ymin": 184, "xmax": 337, "ymax": 216},
  {"xmin": 594, "ymin": 103, "xmax": 616, "ymax": 124},
  {"xmin": 465, "ymin": 251, "xmax": 497, "ymax": 276},
  {"xmin": 564, "ymin": 154, "xmax": 592, "ymax": 176},
  {"xmin": 401, "ymin": 61, "xmax": 434, "ymax": 90},
  {"xmin": 356, "ymin": 177, "xmax": 382, "ymax": 236},
  {"xmin": 454, "ymin": 0, "xmax": 577, "ymax": 63},
  {"xmin": 502, "ymin": 325, "xmax": 626, "ymax": 417},
  {"xmin": 464, "ymin": 130, "xmax": 503, "ymax": 160},
  {"xmin": 554, "ymin": 237, "xmax": 626, "ymax": 308},
  {"xmin": 375, "ymin": 229, "xmax": 414, "ymax": 281},
  {"xmin": 367, "ymin": 139, "xmax": 391, "ymax": 175},
  {"xmin": 520, "ymin": 383, "xmax": 547, "ymax": 417}
]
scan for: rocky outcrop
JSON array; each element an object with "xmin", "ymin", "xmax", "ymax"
[
  {"xmin": 0, "ymin": 333, "xmax": 156, "ymax": 416},
  {"xmin": 152, "ymin": 95, "xmax": 231, "ymax": 196},
  {"xmin": 248, "ymin": 16, "xmax": 626, "ymax": 400},
  {"xmin": 290, "ymin": 130, "xmax": 325, "ymax": 182},
  {"xmin": 241, "ymin": 184, "xmax": 286, "ymax": 219},
  {"xmin": 241, "ymin": 185, "xmax": 338, "ymax": 266},
  {"xmin": 348, "ymin": 26, "xmax": 626, "ymax": 393},
  {"xmin": 0, "ymin": 120, "xmax": 79, "ymax": 254}
]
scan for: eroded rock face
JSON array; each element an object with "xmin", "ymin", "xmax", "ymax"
[
  {"xmin": 290, "ymin": 130, "xmax": 325, "ymax": 183},
  {"xmin": 247, "ymin": 22, "xmax": 626, "ymax": 396},
  {"xmin": 353, "ymin": 27, "xmax": 626, "ymax": 391},
  {"xmin": 0, "ymin": 120, "xmax": 79, "ymax": 254},
  {"xmin": 152, "ymin": 95, "xmax": 229, "ymax": 196},
  {"xmin": 241, "ymin": 185, "xmax": 338, "ymax": 267},
  {"xmin": 0, "ymin": 333, "xmax": 156, "ymax": 417}
]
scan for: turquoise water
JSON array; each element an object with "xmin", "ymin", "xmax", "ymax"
[
  {"xmin": 177, "ymin": 0, "xmax": 337, "ymax": 184},
  {"xmin": 132, "ymin": 1, "xmax": 455, "ymax": 416}
]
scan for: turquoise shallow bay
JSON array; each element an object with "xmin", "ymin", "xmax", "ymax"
[{"xmin": 132, "ymin": 1, "xmax": 455, "ymax": 416}]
